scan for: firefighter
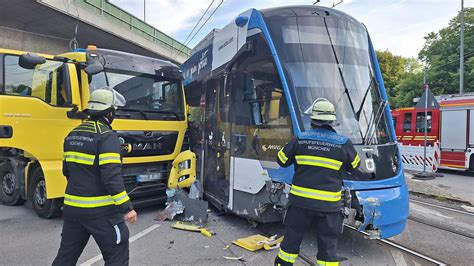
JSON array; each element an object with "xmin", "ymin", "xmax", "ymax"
[
  {"xmin": 274, "ymin": 98, "xmax": 360, "ymax": 266},
  {"xmin": 53, "ymin": 87, "xmax": 137, "ymax": 266}
]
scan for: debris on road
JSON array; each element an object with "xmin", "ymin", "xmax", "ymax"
[
  {"xmin": 155, "ymin": 200, "xmax": 184, "ymax": 221},
  {"xmin": 174, "ymin": 188, "xmax": 209, "ymax": 224},
  {"xmin": 171, "ymin": 221, "xmax": 213, "ymax": 237},
  {"xmin": 157, "ymin": 182, "xmax": 209, "ymax": 224},
  {"xmin": 223, "ymin": 255, "xmax": 245, "ymax": 261},
  {"xmin": 232, "ymin": 234, "xmax": 283, "ymax": 252}
]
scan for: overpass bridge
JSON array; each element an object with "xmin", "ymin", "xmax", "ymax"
[{"xmin": 0, "ymin": 0, "xmax": 189, "ymax": 63}]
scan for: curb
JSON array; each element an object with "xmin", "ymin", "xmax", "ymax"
[{"xmin": 408, "ymin": 190, "xmax": 473, "ymax": 207}]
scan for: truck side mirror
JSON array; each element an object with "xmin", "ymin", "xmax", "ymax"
[
  {"xmin": 19, "ymin": 53, "xmax": 46, "ymax": 69},
  {"xmin": 85, "ymin": 62, "xmax": 104, "ymax": 75}
]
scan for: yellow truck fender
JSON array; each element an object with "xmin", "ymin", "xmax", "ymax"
[{"xmin": 167, "ymin": 150, "xmax": 197, "ymax": 189}]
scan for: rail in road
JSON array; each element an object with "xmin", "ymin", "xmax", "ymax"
[{"xmin": 409, "ymin": 198, "xmax": 474, "ymax": 239}]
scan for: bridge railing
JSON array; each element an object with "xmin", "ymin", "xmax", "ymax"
[{"xmin": 79, "ymin": 0, "xmax": 190, "ymax": 57}]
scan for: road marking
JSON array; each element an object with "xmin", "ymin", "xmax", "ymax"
[
  {"xmin": 80, "ymin": 224, "xmax": 161, "ymax": 266},
  {"xmin": 390, "ymin": 250, "xmax": 407, "ymax": 266}
]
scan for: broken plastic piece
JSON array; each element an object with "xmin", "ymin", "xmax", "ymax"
[
  {"xmin": 174, "ymin": 189, "xmax": 208, "ymax": 224},
  {"xmin": 166, "ymin": 188, "xmax": 176, "ymax": 198},
  {"xmin": 223, "ymin": 255, "xmax": 244, "ymax": 260},
  {"xmin": 262, "ymin": 236, "xmax": 284, "ymax": 250},
  {"xmin": 232, "ymin": 234, "xmax": 282, "ymax": 252},
  {"xmin": 188, "ymin": 180, "xmax": 202, "ymax": 199},
  {"xmin": 155, "ymin": 201, "xmax": 184, "ymax": 221},
  {"xmin": 171, "ymin": 221, "xmax": 212, "ymax": 237}
]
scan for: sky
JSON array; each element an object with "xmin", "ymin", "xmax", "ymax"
[{"xmin": 110, "ymin": 0, "xmax": 472, "ymax": 58}]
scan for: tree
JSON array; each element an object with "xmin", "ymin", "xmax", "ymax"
[
  {"xmin": 393, "ymin": 72, "xmax": 424, "ymax": 108},
  {"xmin": 376, "ymin": 50, "xmax": 422, "ymax": 108},
  {"xmin": 419, "ymin": 7, "xmax": 474, "ymax": 95}
]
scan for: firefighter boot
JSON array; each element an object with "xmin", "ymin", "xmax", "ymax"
[{"xmin": 274, "ymin": 256, "xmax": 293, "ymax": 266}]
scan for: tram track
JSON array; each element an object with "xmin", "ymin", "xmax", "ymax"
[
  {"xmin": 409, "ymin": 199, "xmax": 474, "ymax": 239},
  {"xmin": 254, "ymin": 197, "xmax": 473, "ymax": 265},
  {"xmin": 410, "ymin": 199, "xmax": 474, "ymax": 216},
  {"xmin": 344, "ymin": 225, "xmax": 447, "ymax": 266},
  {"xmin": 256, "ymin": 221, "xmax": 447, "ymax": 266}
]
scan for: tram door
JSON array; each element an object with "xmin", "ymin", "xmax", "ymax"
[{"xmin": 202, "ymin": 76, "xmax": 231, "ymax": 206}]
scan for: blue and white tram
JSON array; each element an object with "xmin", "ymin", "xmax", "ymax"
[{"xmin": 182, "ymin": 5, "xmax": 408, "ymax": 239}]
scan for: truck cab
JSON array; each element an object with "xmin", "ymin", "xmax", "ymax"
[{"xmin": 0, "ymin": 47, "xmax": 195, "ymax": 218}]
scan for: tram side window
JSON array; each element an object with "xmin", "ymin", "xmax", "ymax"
[
  {"xmin": 416, "ymin": 112, "xmax": 432, "ymax": 133},
  {"xmin": 3, "ymin": 55, "xmax": 69, "ymax": 106},
  {"xmin": 403, "ymin": 113, "xmax": 412, "ymax": 133},
  {"xmin": 240, "ymin": 66, "xmax": 290, "ymax": 127}
]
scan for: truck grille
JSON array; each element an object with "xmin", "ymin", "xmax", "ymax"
[{"xmin": 117, "ymin": 130, "xmax": 178, "ymax": 158}]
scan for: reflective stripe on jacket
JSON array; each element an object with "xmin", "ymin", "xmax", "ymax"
[
  {"xmin": 277, "ymin": 126, "xmax": 360, "ymax": 212},
  {"xmin": 62, "ymin": 119, "xmax": 133, "ymax": 218}
]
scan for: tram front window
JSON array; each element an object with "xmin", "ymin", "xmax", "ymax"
[{"xmin": 264, "ymin": 10, "xmax": 392, "ymax": 145}]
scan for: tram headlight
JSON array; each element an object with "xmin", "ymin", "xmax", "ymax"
[{"xmin": 392, "ymin": 155, "xmax": 399, "ymax": 173}]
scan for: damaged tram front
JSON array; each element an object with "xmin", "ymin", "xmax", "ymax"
[{"xmin": 182, "ymin": 6, "xmax": 409, "ymax": 239}]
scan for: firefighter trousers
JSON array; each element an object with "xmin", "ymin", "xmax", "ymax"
[
  {"xmin": 53, "ymin": 214, "xmax": 130, "ymax": 266},
  {"xmin": 275, "ymin": 204, "xmax": 343, "ymax": 266}
]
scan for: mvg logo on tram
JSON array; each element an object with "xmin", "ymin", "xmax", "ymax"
[{"xmin": 262, "ymin": 144, "xmax": 282, "ymax": 152}]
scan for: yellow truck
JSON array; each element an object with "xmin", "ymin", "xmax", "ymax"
[{"xmin": 0, "ymin": 46, "xmax": 195, "ymax": 218}]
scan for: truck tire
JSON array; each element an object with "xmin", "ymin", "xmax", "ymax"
[
  {"xmin": 0, "ymin": 161, "xmax": 25, "ymax": 206},
  {"xmin": 29, "ymin": 167, "xmax": 62, "ymax": 219}
]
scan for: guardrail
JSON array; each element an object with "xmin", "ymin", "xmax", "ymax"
[{"xmin": 79, "ymin": 0, "xmax": 190, "ymax": 57}]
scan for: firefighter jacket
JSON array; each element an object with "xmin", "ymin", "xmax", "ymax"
[
  {"xmin": 62, "ymin": 118, "xmax": 133, "ymax": 219},
  {"xmin": 277, "ymin": 126, "xmax": 360, "ymax": 212}
]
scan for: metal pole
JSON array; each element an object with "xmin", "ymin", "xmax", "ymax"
[
  {"xmin": 143, "ymin": 0, "xmax": 146, "ymax": 22},
  {"xmin": 460, "ymin": 0, "xmax": 465, "ymax": 94},
  {"xmin": 423, "ymin": 68, "xmax": 428, "ymax": 173}
]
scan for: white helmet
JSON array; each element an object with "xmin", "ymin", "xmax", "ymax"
[
  {"xmin": 310, "ymin": 98, "xmax": 337, "ymax": 121},
  {"xmin": 86, "ymin": 87, "xmax": 126, "ymax": 112}
]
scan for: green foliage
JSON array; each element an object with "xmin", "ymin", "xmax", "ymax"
[
  {"xmin": 376, "ymin": 50, "xmax": 406, "ymax": 99},
  {"xmin": 376, "ymin": 50, "xmax": 421, "ymax": 108},
  {"xmin": 419, "ymin": 7, "xmax": 474, "ymax": 96},
  {"xmin": 393, "ymin": 72, "xmax": 424, "ymax": 108},
  {"xmin": 381, "ymin": 8, "xmax": 473, "ymax": 108}
]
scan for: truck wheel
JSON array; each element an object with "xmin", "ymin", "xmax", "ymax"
[
  {"xmin": 0, "ymin": 161, "xmax": 25, "ymax": 206},
  {"xmin": 29, "ymin": 168, "xmax": 62, "ymax": 219}
]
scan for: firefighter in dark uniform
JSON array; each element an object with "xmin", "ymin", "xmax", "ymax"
[
  {"xmin": 274, "ymin": 98, "xmax": 360, "ymax": 266},
  {"xmin": 53, "ymin": 87, "xmax": 137, "ymax": 266}
]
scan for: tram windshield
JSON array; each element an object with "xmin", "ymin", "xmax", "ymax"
[{"xmin": 264, "ymin": 10, "xmax": 393, "ymax": 145}]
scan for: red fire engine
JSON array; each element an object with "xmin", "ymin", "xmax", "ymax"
[{"xmin": 392, "ymin": 94, "xmax": 474, "ymax": 171}]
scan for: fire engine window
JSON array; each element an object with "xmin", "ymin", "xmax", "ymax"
[
  {"xmin": 3, "ymin": 55, "xmax": 69, "ymax": 107},
  {"xmin": 416, "ymin": 112, "xmax": 432, "ymax": 133},
  {"xmin": 403, "ymin": 113, "xmax": 412, "ymax": 133}
]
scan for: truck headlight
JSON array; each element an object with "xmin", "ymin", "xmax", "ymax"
[{"xmin": 178, "ymin": 160, "xmax": 190, "ymax": 170}]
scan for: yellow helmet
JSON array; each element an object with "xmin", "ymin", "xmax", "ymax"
[
  {"xmin": 310, "ymin": 98, "xmax": 337, "ymax": 121},
  {"xmin": 86, "ymin": 87, "xmax": 125, "ymax": 111}
]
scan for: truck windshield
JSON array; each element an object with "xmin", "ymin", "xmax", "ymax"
[
  {"xmin": 89, "ymin": 69, "xmax": 185, "ymax": 121},
  {"xmin": 264, "ymin": 12, "xmax": 392, "ymax": 145}
]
